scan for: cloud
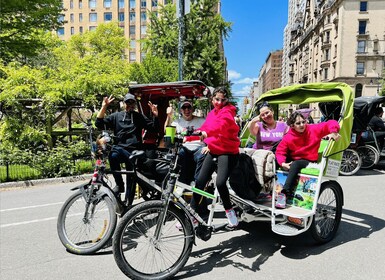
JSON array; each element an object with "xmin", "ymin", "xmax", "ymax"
[
  {"xmin": 232, "ymin": 85, "xmax": 252, "ymax": 97},
  {"xmin": 228, "ymin": 70, "xmax": 241, "ymax": 80},
  {"xmin": 233, "ymin": 77, "xmax": 258, "ymax": 85}
]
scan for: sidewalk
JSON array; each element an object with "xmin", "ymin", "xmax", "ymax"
[{"xmin": 0, "ymin": 174, "xmax": 91, "ymax": 190}]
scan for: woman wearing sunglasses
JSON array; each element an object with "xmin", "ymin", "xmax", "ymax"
[
  {"xmin": 193, "ymin": 86, "xmax": 240, "ymax": 227},
  {"xmin": 275, "ymin": 111, "xmax": 341, "ymax": 208}
]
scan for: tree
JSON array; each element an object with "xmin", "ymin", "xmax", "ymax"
[
  {"xmin": 128, "ymin": 55, "xmax": 179, "ymax": 84},
  {"xmin": 144, "ymin": 0, "xmax": 232, "ymax": 87},
  {"xmin": 0, "ymin": 0, "xmax": 64, "ymax": 62},
  {"xmin": 0, "ymin": 23, "xmax": 132, "ymax": 150}
]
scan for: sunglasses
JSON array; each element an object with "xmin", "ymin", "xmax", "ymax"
[
  {"xmin": 214, "ymin": 97, "xmax": 228, "ymax": 103},
  {"xmin": 257, "ymin": 101, "xmax": 269, "ymax": 111},
  {"xmin": 125, "ymin": 100, "xmax": 136, "ymax": 105},
  {"xmin": 181, "ymin": 106, "xmax": 192, "ymax": 110},
  {"xmin": 294, "ymin": 120, "xmax": 306, "ymax": 126}
]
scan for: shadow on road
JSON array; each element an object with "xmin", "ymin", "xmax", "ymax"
[{"xmin": 177, "ymin": 208, "xmax": 385, "ymax": 278}]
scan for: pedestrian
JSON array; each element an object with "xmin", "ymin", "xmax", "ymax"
[
  {"xmin": 95, "ymin": 93, "xmax": 159, "ymax": 194},
  {"xmin": 193, "ymin": 86, "xmax": 240, "ymax": 227},
  {"xmin": 275, "ymin": 111, "xmax": 340, "ymax": 208}
]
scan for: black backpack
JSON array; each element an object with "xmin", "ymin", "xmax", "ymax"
[{"xmin": 229, "ymin": 153, "xmax": 262, "ymax": 201}]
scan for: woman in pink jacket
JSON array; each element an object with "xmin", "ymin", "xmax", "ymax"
[
  {"xmin": 194, "ymin": 86, "xmax": 240, "ymax": 227},
  {"xmin": 275, "ymin": 111, "xmax": 341, "ymax": 208}
]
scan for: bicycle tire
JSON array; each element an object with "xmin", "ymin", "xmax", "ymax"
[
  {"xmin": 310, "ymin": 181, "xmax": 343, "ymax": 244},
  {"xmin": 339, "ymin": 148, "xmax": 361, "ymax": 176},
  {"xmin": 57, "ymin": 187, "xmax": 117, "ymax": 255},
  {"xmin": 113, "ymin": 200, "xmax": 194, "ymax": 280},
  {"xmin": 357, "ymin": 145, "xmax": 379, "ymax": 169}
]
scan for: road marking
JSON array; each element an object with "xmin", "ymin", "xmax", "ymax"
[
  {"xmin": 0, "ymin": 202, "xmax": 63, "ymax": 212},
  {"xmin": 1, "ymin": 217, "xmax": 58, "ymax": 228}
]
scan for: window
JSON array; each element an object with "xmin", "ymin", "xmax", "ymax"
[
  {"xmin": 358, "ymin": 20, "xmax": 367, "ymax": 34},
  {"xmin": 356, "ymin": 62, "xmax": 365, "ymax": 75},
  {"xmin": 141, "ymin": 0, "xmax": 146, "ymax": 8},
  {"xmin": 141, "ymin": 25, "xmax": 146, "ymax": 35},
  {"xmin": 79, "ymin": 13, "xmax": 83, "ymax": 22},
  {"xmin": 79, "ymin": 0, "xmax": 83, "ymax": 8},
  {"xmin": 324, "ymin": 68, "xmax": 328, "ymax": 80},
  {"xmin": 360, "ymin": 1, "xmax": 367, "ymax": 12},
  {"xmin": 152, "ymin": 0, "xmax": 158, "ymax": 7},
  {"xmin": 325, "ymin": 31, "xmax": 330, "ymax": 43},
  {"xmin": 104, "ymin": 0, "xmax": 112, "ymax": 8},
  {"xmin": 58, "ymin": 15, "xmax": 65, "ymax": 23},
  {"xmin": 130, "ymin": 52, "xmax": 136, "ymax": 61},
  {"xmin": 70, "ymin": 0, "xmax": 74, "ymax": 9},
  {"xmin": 357, "ymin": 40, "xmax": 366, "ymax": 53},
  {"xmin": 57, "ymin": 27, "xmax": 64, "ymax": 36},
  {"xmin": 89, "ymin": 26, "xmax": 97, "ymax": 31},
  {"xmin": 324, "ymin": 49, "xmax": 330, "ymax": 60},
  {"xmin": 89, "ymin": 13, "xmax": 97, "ymax": 22},
  {"xmin": 118, "ymin": 12, "xmax": 125, "ymax": 21},
  {"xmin": 70, "ymin": 13, "xmax": 74, "ymax": 23},
  {"xmin": 104, "ymin": 12, "xmax": 112, "ymax": 21},
  {"xmin": 71, "ymin": 27, "xmax": 75, "ymax": 35},
  {"xmin": 79, "ymin": 26, "xmax": 83, "ymax": 33},
  {"xmin": 130, "ymin": 0, "xmax": 136, "ymax": 9},
  {"xmin": 89, "ymin": 0, "xmax": 96, "ymax": 9},
  {"xmin": 119, "ymin": 0, "xmax": 125, "ymax": 8},
  {"xmin": 141, "ymin": 12, "xmax": 146, "ymax": 21},
  {"xmin": 130, "ymin": 40, "xmax": 136, "ymax": 49},
  {"xmin": 129, "ymin": 26, "xmax": 136, "ymax": 35},
  {"xmin": 130, "ymin": 12, "xmax": 136, "ymax": 23},
  {"xmin": 355, "ymin": 84, "xmax": 363, "ymax": 98}
]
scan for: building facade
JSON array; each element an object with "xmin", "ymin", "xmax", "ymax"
[
  {"xmin": 283, "ymin": 0, "xmax": 385, "ymax": 97},
  {"xmin": 59, "ymin": 0, "xmax": 174, "ymax": 63}
]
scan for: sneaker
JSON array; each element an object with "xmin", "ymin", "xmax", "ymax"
[
  {"xmin": 275, "ymin": 193, "xmax": 286, "ymax": 209},
  {"xmin": 225, "ymin": 208, "xmax": 239, "ymax": 227},
  {"xmin": 287, "ymin": 216, "xmax": 304, "ymax": 226}
]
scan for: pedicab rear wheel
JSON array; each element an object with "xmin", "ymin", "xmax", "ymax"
[
  {"xmin": 310, "ymin": 181, "xmax": 343, "ymax": 244},
  {"xmin": 357, "ymin": 145, "xmax": 379, "ymax": 169},
  {"xmin": 339, "ymin": 149, "xmax": 361, "ymax": 176}
]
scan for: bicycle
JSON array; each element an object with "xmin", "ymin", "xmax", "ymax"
[
  {"xmin": 57, "ymin": 123, "xmax": 169, "ymax": 255},
  {"xmin": 112, "ymin": 82, "xmax": 351, "ymax": 279}
]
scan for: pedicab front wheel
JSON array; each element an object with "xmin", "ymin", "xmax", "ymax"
[
  {"xmin": 339, "ymin": 148, "xmax": 361, "ymax": 176},
  {"xmin": 310, "ymin": 181, "xmax": 343, "ymax": 244}
]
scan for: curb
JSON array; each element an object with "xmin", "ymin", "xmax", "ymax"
[{"xmin": 0, "ymin": 174, "xmax": 92, "ymax": 189}]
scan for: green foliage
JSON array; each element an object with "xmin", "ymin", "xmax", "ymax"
[
  {"xmin": 0, "ymin": 0, "xmax": 63, "ymax": 62},
  {"xmin": 144, "ymin": 0, "xmax": 232, "ymax": 87},
  {"xmin": 128, "ymin": 55, "xmax": 178, "ymax": 84}
]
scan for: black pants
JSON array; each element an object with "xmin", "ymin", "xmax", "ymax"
[
  {"xmin": 193, "ymin": 153, "xmax": 239, "ymax": 212},
  {"xmin": 282, "ymin": 159, "xmax": 311, "ymax": 194}
]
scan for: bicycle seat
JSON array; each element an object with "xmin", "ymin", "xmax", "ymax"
[{"xmin": 129, "ymin": 150, "xmax": 146, "ymax": 161}]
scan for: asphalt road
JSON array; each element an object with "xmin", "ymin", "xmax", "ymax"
[{"xmin": 1, "ymin": 163, "xmax": 385, "ymax": 280}]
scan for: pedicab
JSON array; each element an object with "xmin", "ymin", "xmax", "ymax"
[
  {"xmin": 112, "ymin": 82, "xmax": 353, "ymax": 280},
  {"xmin": 339, "ymin": 95, "xmax": 385, "ymax": 175}
]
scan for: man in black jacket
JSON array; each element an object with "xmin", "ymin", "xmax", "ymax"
[{"xmin": 95, "ymin": 93, "xmax": 159, "ymax": 194}]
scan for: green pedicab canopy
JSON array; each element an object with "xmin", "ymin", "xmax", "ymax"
[{"xmin": 248, "ymin": 82, "xmax": 354, "ymax": 159}]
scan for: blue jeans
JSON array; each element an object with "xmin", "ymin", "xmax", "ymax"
[
  {"xmin": 108, "ymin": 146, "xmax": 133, "ymax": 188},
  {"xmin": 178, "ymin": 145, "xmax": 206, "ymax": 184}
]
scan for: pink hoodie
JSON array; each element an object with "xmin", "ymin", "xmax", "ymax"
[
  {"xmin": 198, "ymin": 104, "xmax": 240, "ymax": 155},
  {"xmin": 275, "ymin": 120, "xmax": 340, "ymax": 165}
]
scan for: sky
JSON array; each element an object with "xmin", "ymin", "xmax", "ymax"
[{"xmin": 220, "ymin": 0, "xmax": 289, "ymax": 98}]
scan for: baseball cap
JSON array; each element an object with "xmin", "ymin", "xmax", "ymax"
[
  {"xmin": 124, "ymin": 93, "xmax": 136, "ymax": 102},
  {"xmin": 181, "ymin": 100, "xmax": 193, "ymax": 108}
]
